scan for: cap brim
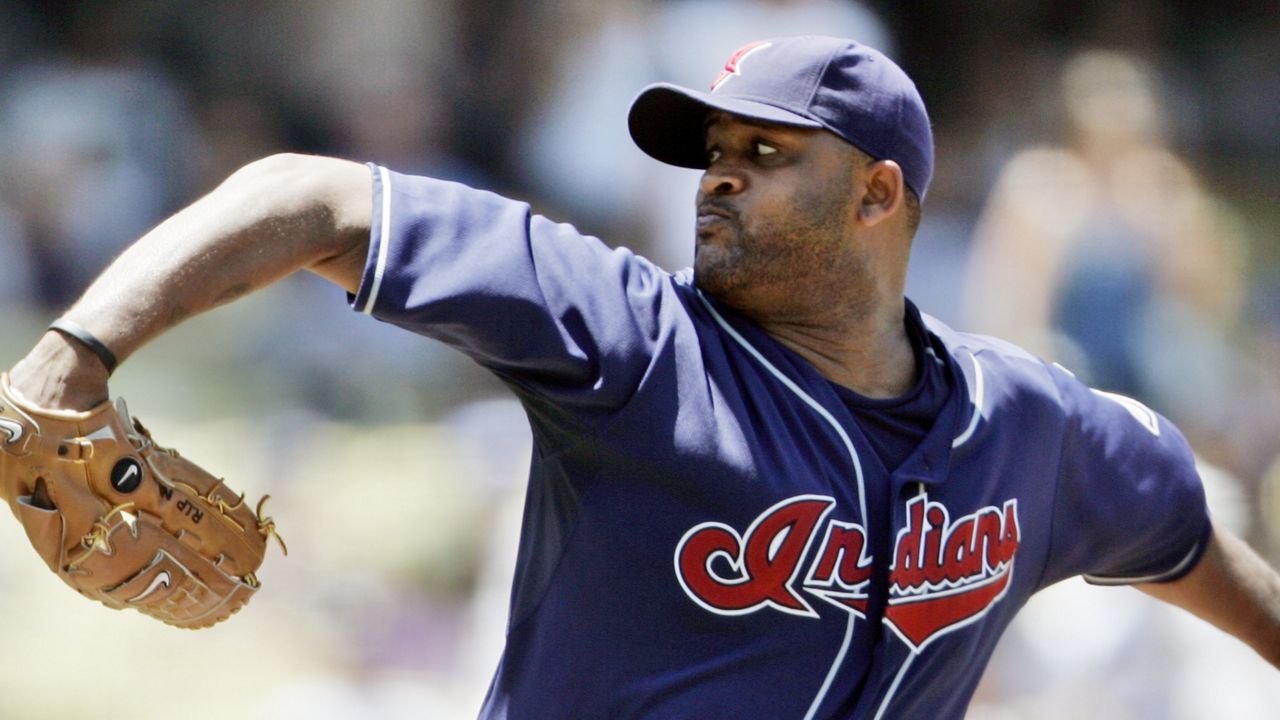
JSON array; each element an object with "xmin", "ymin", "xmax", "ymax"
[{"xmin": 627, "ymin": 83, "xmax": 822, "ymax": 169}]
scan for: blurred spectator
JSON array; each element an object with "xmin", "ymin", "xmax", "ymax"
[
  {"xmin": 962, "ymin": 49, "xmax": 1280, "ymax": 485},
  {"xmin": 0, "ymin": 58, "xmax": 199, "ymax": 308},
  {"xmin": 964, "ymin": 50, "xmax": 1172, "ymax": 384},
  {"xmin": 284, "ymin": 0, "xmax": 478, "ymax": 181},
  {"xmin": 207, "ymin": 0, "xmax": 497, "ymax": 421}
]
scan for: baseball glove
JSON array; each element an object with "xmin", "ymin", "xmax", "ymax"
[{"xmin": 0, "ymin": 374, "xmax": 285, "ymax": 629}]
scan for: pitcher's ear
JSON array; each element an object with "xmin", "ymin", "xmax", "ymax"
[{"xmin": 858, "ymin": 159, "xmax": 905, "ymax": 227}]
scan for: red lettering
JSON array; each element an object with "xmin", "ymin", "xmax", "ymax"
[
  {"xmin": 891, "ymin": 496, "xmax": 928, "ymax": 591},
  {"xmin": 892, "ymin": 496, "xmax": 1022, "ymax": 593},
  {"xmin": 942, "ymin": 515, "xmax": 979, "ymax": 582},
  {"xmin": 975, "ymin": 508, "xmax": 1003, "ymax": 573},
  {"xmin": 882, "ymin": 495, "xmax": 1023, "ymax": 651},
  {"xmin": 807, "ymin": 521, "xmax": 872, "ymax": 588},
  {"xmin": 998, "ymin": 500, "xmax": 1020, "ymax": 565},
  {"xmin": 675, "ymin": 496, "xmax": 833, "ymax": 616},
  {"xmin": 923, "ymin": 504, "xmax": 948, "ymax": 580},
  {"xmin": 675, "ymin": 491, "xmax": 1022, "ymax": 633}
]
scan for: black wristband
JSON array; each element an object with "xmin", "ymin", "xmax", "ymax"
[{"xmin": 48, "ymin": 318, "xmax": 119, "ymax": 375}]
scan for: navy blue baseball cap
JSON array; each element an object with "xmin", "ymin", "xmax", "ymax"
[{"xmin": 628, "ymin": 36, "xmax": 934, "ymax": 200}]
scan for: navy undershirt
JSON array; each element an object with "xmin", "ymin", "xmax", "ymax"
[{"xmin": 833, "ymin": 305, "xmax": 951, "ymax": 473}]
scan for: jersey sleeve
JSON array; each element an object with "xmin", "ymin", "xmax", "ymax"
[
  {"xmin": 1043, "ymin": 364, "xmax": 1211, "ymax": 587},
  {"xmin": 349, "ymin": 164, "xmax": 673, "ymax": 416}
]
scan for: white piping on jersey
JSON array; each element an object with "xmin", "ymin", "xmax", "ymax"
[
  {"xmin": 951, "ymin": 351, "xmax": 985, "ymax": 449},
  {"xmin": 1090, "ymin": 388, "xmax": 1161, "ymax": 437},
  {"xmin": 694, "ymin": 291, "xmax": 868, "ymax": 522},
  {"xmin": 866, "ymin": 352, "xmax": 982, "ymax": 715},
  {"xmin": 872, "ymin": 651, "xmax": 916, "ymax": 720},
  {"xmin": 360, "ymin": 165, "xmax": 393, "ymax": 315},
  {"xmin": 1082, "ymin": 536, "xmax": 1203, "ymax": 585},
  {"xmin": 695, "ymin": 290, "xmax": 868, "ymax": 719},
  {"xmin": 803, "ymin": 614, "xmax": 856, "ymax": 720}
]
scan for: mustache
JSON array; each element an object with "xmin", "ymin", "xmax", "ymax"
[{"xmin": 697, "ymin": 199, "xmax": 738, "ymax": 219}]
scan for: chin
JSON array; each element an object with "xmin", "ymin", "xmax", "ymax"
[
  {"xmin": 693, "ymin": 266, "xmax": 744, "ymax": 305},
  {"xmin": 692, "ymin": 267, "xmax": 722, "ymax": 296},
  {"xmin": 695, "ymin": 243, "xmax": 765, "ymax": 303}
]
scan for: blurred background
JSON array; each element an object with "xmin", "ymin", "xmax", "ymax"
[{"xmin": 0, "ymin": 0, "xmax": 1278, "ymax": 717}]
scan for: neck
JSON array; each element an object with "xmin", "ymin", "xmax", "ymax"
[{"xmin": 759, "ymin": 294, "xmax": 916, "ymax": 399}]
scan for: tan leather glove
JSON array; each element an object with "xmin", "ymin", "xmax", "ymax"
[{"xmin": 0, "ymin": 374, "xmax": 284, "ymax": 629}]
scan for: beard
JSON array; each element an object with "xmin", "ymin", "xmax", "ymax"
[{"xmin": 693, "ymin": 179, "xmax": 860, "ymax": 313}]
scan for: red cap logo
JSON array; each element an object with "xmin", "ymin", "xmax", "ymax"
[{"xmin": 711, "ymin": 41, "xmax": 773, "ymax": 92}]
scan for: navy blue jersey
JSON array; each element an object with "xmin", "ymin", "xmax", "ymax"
[{"xmin": 350, "ymin": 166, "xmax": 1210, "ymax": 719}]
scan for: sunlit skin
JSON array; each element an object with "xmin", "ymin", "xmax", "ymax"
[{"xmin": 695, "ymin": 112, "xmax": 917, "ymax": 398}]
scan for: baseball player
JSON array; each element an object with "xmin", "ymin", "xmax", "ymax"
[{"xmin": 4, "ymin": 36, "xmax": 1278, "ymax": 718}]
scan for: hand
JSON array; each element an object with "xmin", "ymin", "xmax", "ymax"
[{"xmin": 7, "ymin": 330, "xmax": 111, "ymax": 411}]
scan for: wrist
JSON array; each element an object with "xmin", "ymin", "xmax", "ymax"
[
  {"xmin": 6, "ymin": 331, "xmax": 111, "ymax": 411},
  {"xmin": 48, "ymin": 318, "xmax": 119, "ymax": 375}
]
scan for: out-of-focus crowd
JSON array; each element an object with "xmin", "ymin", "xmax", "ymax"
[{"xmin": 0, "ymin": 1, "xmax": 1277, "ymax": 718}]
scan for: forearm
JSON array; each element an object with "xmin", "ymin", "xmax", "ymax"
[
  {"xmin": 8, "ymin": 153, "xmax": 372, "ymax": 409},
  {"xmin": 1138, "ymin": 524, "xmax": 1280, "ymax": 668},
  {"xmin": 62, "ymin": 153, "xmax": 370, "ymax": 355}
]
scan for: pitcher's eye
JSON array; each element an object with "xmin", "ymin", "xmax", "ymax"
[
  {"xmin": 756, "ymin": 142, "xmax": 778, "ymax": 156},
  {"xmin": 706, "ymin": 148, "xmax": 722, "ymax": 164}
]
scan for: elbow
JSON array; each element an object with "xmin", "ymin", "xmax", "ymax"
[
  {"xmin": 225, "ymin": 154, "xmax": 374, "ymax": 293},
  {"xmin": 229, "ymin": 152, "xmax": 346, "ymax": 192},
  {"xmin": 226, "ymin": 152, "xmax": 373, "ymax": 245}
]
